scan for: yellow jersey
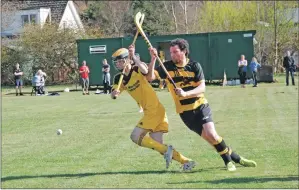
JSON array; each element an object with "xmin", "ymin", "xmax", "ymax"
[{"xmin": 112, "ymin": 65, "xmax": 163, "ymax": 115}]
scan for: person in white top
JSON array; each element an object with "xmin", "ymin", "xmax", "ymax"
[{"xmin": 238, "ymin": 55, "xmax": 248, "ymax": 88}]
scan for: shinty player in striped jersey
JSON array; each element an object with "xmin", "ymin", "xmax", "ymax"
[{"xmin": 147, "ymin": 38, "xmax": 257, "ymax": 171}]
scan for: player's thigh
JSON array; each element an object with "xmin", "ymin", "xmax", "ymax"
[
  {"xmin": 202, "ymin": 122, "xmax": 219, "ymax": 144},
  {"xmin": 152, "ymin": 111, "xmax": 169, "ymax": 134},
  {"xmin": 200, "ymin": 104, "xmax": 220, "ymax": 143},
  {"xmin": 180, "ymin": 104, "xmax": 213, "ymax": 136},
  {"xmin": 179, "ymin": 110, "xmax": 202, "ymax": 135}
]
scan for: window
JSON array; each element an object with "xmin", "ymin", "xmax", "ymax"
[
  {"xmin": 21, "ymin": 15, "xmax": 29, "ymax": 27},
  {"xmin": 21, "ymin": 14, "xmax": 37, "ymax": 27},
  {"xmin": 30, "ymin": 14, "xmax": 36, "ymax": 24}
]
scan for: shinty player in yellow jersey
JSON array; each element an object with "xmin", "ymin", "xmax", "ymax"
[
  {"xmin": 110, "ymin": 44, "xmax": 196, "ymax": 171},
  {"xmin": 147, "ymin": 38, "xmax": 257, "ymax": 172}
]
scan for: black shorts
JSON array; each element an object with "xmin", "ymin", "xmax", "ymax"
[{"xmin": 179, "ymin": 103, "xmax": 213, "ymax": 136}]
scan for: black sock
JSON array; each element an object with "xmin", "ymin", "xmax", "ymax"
[
  {"xmin": 228, "ymin": 147, "xmax": 241, "ymax": 163},
  {"xmin": 214, "ymin": 138, "xmax": 232, "ymax": 165}
]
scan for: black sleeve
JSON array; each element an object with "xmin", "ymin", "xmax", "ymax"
[
  {"xmin": 283, "ymin": 57, "xmax": 287, "ymax": 68},
  {"xmin": 291, "ymin": 57, "xmax": 295, "ymax": 65},
  {"xmin": 155, "ymin": 62, "xmax": 168, "ymax": 79},
  {"xmin": 113, "ymin": 73, "xmax": 121, "ymax": 85},
  {"xmin": 194, "ymin": 62, "xmax": 205, "ymax": 82}
]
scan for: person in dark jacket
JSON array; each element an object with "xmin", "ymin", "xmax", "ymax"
[
  {"xmin": 102, "ymin": 59, "xmax": 111, "ymax": 94},
  {"xmin": 238, "ymin": 55, "xmax": 248, "ymax": 88},
  {"xmin": 283, "ymin": 51, "xmax": 296, "ymax": 86}
]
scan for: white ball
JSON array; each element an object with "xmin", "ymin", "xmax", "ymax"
[{"xmin": 57, "ymin": 129, "xmax": 62, "ymax": 135}]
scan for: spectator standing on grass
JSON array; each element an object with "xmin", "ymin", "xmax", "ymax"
[
  {"xmin": 79, "ymin": 60, "xmax": 90, "ymax": 95},
  {"xmin": 249, "ymin": 57, "xmax": 261, "ymax": 87},
  {"xmin": 283, "ymin": 51, "xmax": 296, "ymax": 86},
  {"xmin": 14, "ymin": 63, "xmax": 24, "ymax": 96},
  {"xmin": 238, "ymin": 55, "xmax": 247, "ymax": 88},
  {"xmin": 102, "ymin": 59, "xmax": 111, "ymax": 94}
]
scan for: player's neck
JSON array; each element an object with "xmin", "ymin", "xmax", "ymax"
[{"xmin": 175, "ymin": 58, "xmax": 189, "ymax": 67}]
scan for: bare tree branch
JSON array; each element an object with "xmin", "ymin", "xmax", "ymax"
[
  {"xmin": 163, "ymin": 1, "xmax": 170, "ymax": 15},
  {"xmin": 179, "ymin": 0, "xmax": 188, "ymax": 34},
  {"xmin": 171, "ymin": 1, "xmax": 178, "ymax": 34}
]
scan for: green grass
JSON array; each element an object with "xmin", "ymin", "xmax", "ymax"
[{"xmin": 1, "ymin": 77, "xmax": 298, "ymax": 188}]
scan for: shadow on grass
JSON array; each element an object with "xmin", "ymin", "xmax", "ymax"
[
  {"xmin": 167, "ymin": 175, "xmax": 299, "ymax": 185},
  {"xmin": 2, "ymin": 167, "xmax": 220, "ymax": 182}
]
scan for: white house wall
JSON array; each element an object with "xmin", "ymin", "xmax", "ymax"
[
  {"xmin": 39, "ymin": 8, "xmax": 51, "ymax": 27},
  {"xmin": 3, "ymin": 9, "xmax": 40, "ymax": 34},
  {"xmin": 68, "ymin": 0, "xmax": 84, "ymax": 31},
  {"xmin": 59, "ymin": 1, "xmax": 83, "ymax": 30}
]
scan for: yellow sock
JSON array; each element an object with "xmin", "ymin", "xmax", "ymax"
[
  {"xmin": 172, "ymin": 149, "xmax": 191, "ymax": 164},
  {"xmin": 140, "ymin": 136, "xmax": 191, "ymax": 164},
  {"xmin": 140, "ymin": 136, "xmax": 167, "ymax": 154}
]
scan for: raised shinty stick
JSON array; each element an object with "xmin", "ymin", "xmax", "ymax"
[
  {"xmin": 116, "ymin": 13, "xmax": 145, "ymax": 91},
  {"xmin": 134, "ymin": 12, "xmax": 177, "ymax": 88}
]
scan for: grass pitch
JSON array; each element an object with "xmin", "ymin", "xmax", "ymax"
[{"xmin": 1, "ymin": 78, "xmax": 298, "ymax": 188}]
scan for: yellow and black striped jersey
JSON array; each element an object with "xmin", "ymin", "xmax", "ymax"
[
  {"xmin": 154, "ymin": 59, "xmax": 208, "ymax": 113},
  {"xmin": 112, "ymin": 65, "xmax": 163, "ymax": 115}
]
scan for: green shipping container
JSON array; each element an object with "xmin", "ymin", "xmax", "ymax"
[{"xmin": 76, "ymin": 30, "xmax": 256, "ymax": 86}]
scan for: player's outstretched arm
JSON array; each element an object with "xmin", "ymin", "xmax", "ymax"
[
  {"xmin": 133, "ymin": 55, "xmax": 148, "ymax": 75},
  {"xmin": 146, "ymin": 47, "xmax": 157, "ymax": 82}
]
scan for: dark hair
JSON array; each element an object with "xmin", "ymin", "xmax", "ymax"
[{"xmin": 170, "ymin": 38, "xmax": 189, "ymax": 56}]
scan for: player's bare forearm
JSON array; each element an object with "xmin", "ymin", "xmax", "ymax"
[
  {"xmin": 185, "ymin": 81, "xmax": 206, "ymax": 97},
  {"xmin": 146, "ymin": 57, "xmax": 157, "ymax": 82},
  {"xmin": 133, "ymin": 55, "xmax": 148, "ymax": 75}
]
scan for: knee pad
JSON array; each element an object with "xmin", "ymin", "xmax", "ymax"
[
  {"xmin": 130, "ymin": 130, "xmax": 148, "ymax": 145},
  {"xmin": 130, "ymin": 133, "xmax": 139, "ymax": 144}
]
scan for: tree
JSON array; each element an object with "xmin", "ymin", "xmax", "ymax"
[
  {"xmin": 128, "ymin": 0, "xmax": 173, "ymax": 36},
  {"xmin": 18, "ymin": 23, "xmax": 79, "ymax": 83},
  {"xmin": 81, "ymin": 1, "xmax": 133, "ymax": 37},
  {"xmin": 197, "ymin": 1, "xmax": 298, "ymax": 71},
  {"xmin": 162, "ymin": 1, "xmax": 203, "ymax": 34},
  {"xmin": 179, "ymin": 1, "xmax": 188, "ymax": 34},
  {"xmin": 1, "ymin": 46, "xmax": 29, "ymax": 85}
]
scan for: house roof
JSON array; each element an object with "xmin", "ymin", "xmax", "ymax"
[{"xmin": 19, "ymin": 0, "xmax": 69, "ymax": 24}]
